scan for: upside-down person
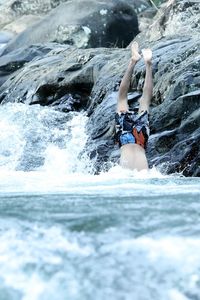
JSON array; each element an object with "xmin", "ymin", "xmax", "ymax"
[{"xmin": 115, "ymin": 42, "xmax": 153, "ymax": 171}]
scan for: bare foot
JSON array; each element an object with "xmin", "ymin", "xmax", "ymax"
[
  {"xmin": 142, "ymin": 48, "xmax": 152, "ymax": 64},
  {"xmin": 131, "ymin": 41, "xmax": 141, "ymax": 62}
]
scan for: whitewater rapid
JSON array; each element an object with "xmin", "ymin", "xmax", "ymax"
[
  {"xmin": 0, "ymin": 103, "xmax": 199, "ymax": 197},
  {"xmin": 0, "ymin": 102, "xmax": 168, "ymax": 194},
  {"xmin": 0, "ymin": 103, "xmax": 200, "ymax": 300}
]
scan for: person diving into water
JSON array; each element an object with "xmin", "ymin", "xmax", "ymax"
[{"xmin": 115, "ymin": 41, "xmax": 153, "ymax": 171}]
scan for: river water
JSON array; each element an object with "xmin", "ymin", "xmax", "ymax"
[{"xmin": 0, "ymin": 103, "xmax": 200, "ymax": 300}]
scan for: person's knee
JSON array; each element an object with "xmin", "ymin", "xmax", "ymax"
[{"xmin": 117, "ymin": 100, "xmax": 129, "ymax": 113}]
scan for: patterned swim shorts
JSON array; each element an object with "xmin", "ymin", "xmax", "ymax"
[{"xmin": 115, "ymin": 110, "xmax": 150, "ymax": 149}]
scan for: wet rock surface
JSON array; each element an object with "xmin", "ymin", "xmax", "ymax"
[{"xmin": 0, "ymin": 0, "xmax": 199, "ymax": 176}]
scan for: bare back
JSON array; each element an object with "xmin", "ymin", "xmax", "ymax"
[{"xmin": 120, "ymin": 143, "xmax": 149, "ymax": 171}]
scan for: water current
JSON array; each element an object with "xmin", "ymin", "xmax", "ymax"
[{"xmin": 0, "ymin": 103, "xmax": 200, "ymax": 300}]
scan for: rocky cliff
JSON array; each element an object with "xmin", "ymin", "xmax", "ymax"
[{"xmin": 0, "ymin": 0, "xmax": 199, "ymax": 176}]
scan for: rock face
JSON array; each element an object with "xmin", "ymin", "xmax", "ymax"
[
  {"xmin": 0, "ymin": 0, "xmax": 151, "ymax": 33},
  {"xmin": 2, "ymin": 0, "xmax": 139, "ymax": 54},
  {"xmin": 0, "ymin": 0, "xmax": 199, "ymax": 176}
]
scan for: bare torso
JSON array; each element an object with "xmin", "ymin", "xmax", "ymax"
[{"xmin": 120, "ymin": 144, "xmax": 149, "ymax": 171}]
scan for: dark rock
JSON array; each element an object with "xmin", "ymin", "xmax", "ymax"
[
  {"xmin": 0, "ymin": 0, "xmax": 151, "ymax": 35},
  {"xmin": 0, "ymin": 0, "xmax": 199, "ymax": 176},
  {"xmin": 0, "ymin": 43, "xmax": 55, "ymax": 85},
  {"xmin": 0, "ymin": 44, "xmax": 104, "ymax": 110},
  {"xmin": 86, "ymin": 37, "xmax": 200, "ymax": 174},
  {"xmin": 2, "ymin": 0, "xmax": 139, "ymax": 55}
]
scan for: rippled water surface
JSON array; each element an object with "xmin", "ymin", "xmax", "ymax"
[{"xmin": 1, "ymin": 174, "xmax": 200, "ymax": 300}]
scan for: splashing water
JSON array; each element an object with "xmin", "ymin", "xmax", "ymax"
[
  {"xmin": 0, "ymin": 103, "xmax": 95, "ymax": 193},
  {"xmin": 0, "ymin": 102, "xmax": 166, "ymax": 194},
  {"xmin": 0, "ymin": 103, "xmax": 92, "ymax": 172},
  {"xmin": 0, "ymin": 103, "xmax": 200, "ymax": 300}
]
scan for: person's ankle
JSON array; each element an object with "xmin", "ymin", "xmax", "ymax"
[
  {"xmin": 145, "ymin": 60, "xmax": 152, "ymax": 66},
  {"xmin": 130, "ymin": 58, "xmax": 138, "ymax": 64}
]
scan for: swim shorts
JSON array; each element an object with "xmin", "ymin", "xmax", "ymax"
[{"xmin": 115, "ymin": 110, "xmax": 150, "ymax": 149}]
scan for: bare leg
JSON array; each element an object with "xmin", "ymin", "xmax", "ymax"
[
  {"xmin": 138, "ymin": 48, "xmax": 153, "ymax": 114},
  {"xmin": 117, "ymin": 42, "xmax": 141, "ymax": 113}
]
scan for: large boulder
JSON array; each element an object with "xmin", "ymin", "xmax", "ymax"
[
  {"xmin": 0, "ymin": 42, "xmax": 55, "ymax": 86},
  {"xmin": 0, "ymin": 38, "xmax": 199, "ymax": 176},
  {"xmin": 0, "ymin": 0, "xmax": 151, "ymax": 33},
  {"xmin": 0, "ymin": 44, "xmax": 98, "ymax": 108},
  {"xmin": 1, "ymin": 0, "xmax": 139, "ymax": 55}
]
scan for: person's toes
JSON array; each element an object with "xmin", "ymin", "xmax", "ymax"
[
  {"xmin": 142, "ymin": 48, "xmax": 152, "ymax": 62},
  {"xmin": 131, "ymin": 41, "xmax": 141, "ymax": 61}
]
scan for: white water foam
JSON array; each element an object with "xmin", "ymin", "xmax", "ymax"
[
  {"xmin": 99, "ymin": 236, "xmax": 200, "ymax": 300},
  {"xmin": 0, "ymin": 103, "xmax": 199, "ymax": 196},
  {"xmin": 0, "ymin": 103, "xmax": 95, "ymax": 193},
  {"xmin": 0, "ymin": 103, "xmax": 92, "ymax": 172},
  {"xmin": 0, "ymin": 224, "xmax": 93, "ymax": 300},
  {"xmin": 1, "ymin": 223, "xmax": 200, "ymax": 300}
]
